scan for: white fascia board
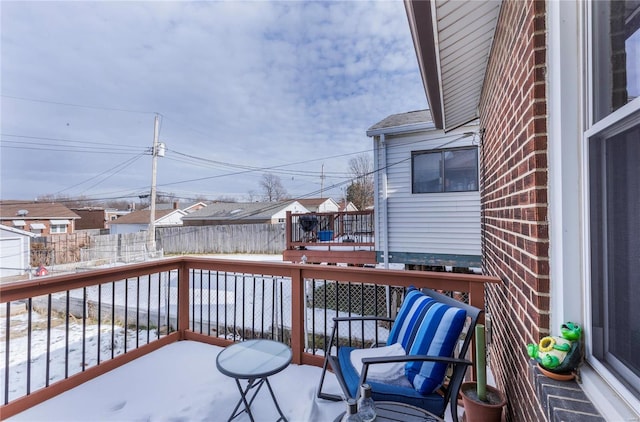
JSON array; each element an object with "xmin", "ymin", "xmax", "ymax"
[{"xmin": 366, "ymin": 122, "xmax": 437, "ymax": 137}]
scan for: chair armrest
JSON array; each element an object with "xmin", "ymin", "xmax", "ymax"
[
  {"xmin": 362, "ymin": 355, "xmax": 471, "ymax": 367},
  {"xmin": 332, "ymin": 316, "xmax": 395, "ymax": 324}
]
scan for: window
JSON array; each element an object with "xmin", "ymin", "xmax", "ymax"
[
  {"xmin": 50, "ymin": 224, "xmax": 67, "ymax": 234},
  {"xmin": 589, "ymin": 119, "xmax": 640, "ymax": 396},
  {"xmin": 29, "ymin": 223, "xmax": 45, "ymax": 234},
  {"xmin": 588, "ymin": 0, "xmax": 640, "ymax": 400},
  {"xmin": 592, "ymin": 1, "xmax": 640, "ymax": 121},
  {"xmin": 412, "ymin": 147, "xmax": 478, "ymax": 193}
]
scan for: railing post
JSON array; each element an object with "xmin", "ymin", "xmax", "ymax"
[
  {"xmin": 285, "ymin": 211, "xmax": 292, "ymax": 250},
  {"xmin": 290, "ymin": 267, "xmax": 305, "ymax": 365},
  {"xmin": 178, "ymin": 261, "xmax": 190, "ymax": 339}
]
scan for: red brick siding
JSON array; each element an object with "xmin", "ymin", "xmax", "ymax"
[{"xmin": 478, "ymin": 1, "xmax": 549, "ymax": 421}]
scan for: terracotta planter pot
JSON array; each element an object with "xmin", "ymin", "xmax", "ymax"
[{"xmin": 460, "ymin": 382, "xmax": 507, "ymax": 422}]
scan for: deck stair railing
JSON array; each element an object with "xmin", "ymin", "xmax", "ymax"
[{"xmin": 0, "ymin": 257, "xmax": 498, "ymax": 418}]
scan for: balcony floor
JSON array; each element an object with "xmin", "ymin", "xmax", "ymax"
[
  {"xmin": 7, "ymin": 340, "xmax": 468, "ymax": 421},
  {"xmin": 8, "ymin": 341, "xmax": 349, "ymax": 421}
]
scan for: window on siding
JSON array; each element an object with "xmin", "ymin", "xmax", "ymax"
[
  {"xmin": 412, "ymin": 147, "xmax": 478, "ymax": 193},
  {"xmin": 50, "ymin": 224, "xmax": 67, "ymax": 234}
]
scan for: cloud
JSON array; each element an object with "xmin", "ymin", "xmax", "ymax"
[{"xmin": 1, "ymin": 1, "xmax": 426, "ymax": 202}]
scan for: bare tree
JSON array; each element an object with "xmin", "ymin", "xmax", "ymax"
[
  {"xmin": 346, "ymin": 154, "xmax": 374, "ymax": 210},
  {"xmin": 214, "ymin": 195, "xmax": 237, "ymax": 203},
  {"xmin": 260, "ymin": 173, "xmax": 288, "ymax": 202}
]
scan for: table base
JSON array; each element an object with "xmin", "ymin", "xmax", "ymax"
[{"xmin": 228, "ymin": 377, "xmax": 287, "ymax": 422}]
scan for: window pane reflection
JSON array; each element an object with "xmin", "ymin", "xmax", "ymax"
[{"xmin": 593, "ymin": 1, "xmax": 640, "ymax": 121}]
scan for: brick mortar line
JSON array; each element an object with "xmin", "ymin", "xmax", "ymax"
[{"xmin": 483, "ymin": 231, "xmax": 550, "ymax": 261}]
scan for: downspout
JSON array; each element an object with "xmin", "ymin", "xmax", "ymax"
[{"xmin": 380, "ymin": 134, "xmax": 389, "ymax": 269}]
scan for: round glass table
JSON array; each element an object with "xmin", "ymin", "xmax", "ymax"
[
  {"xmin": 216, "ymin": 339, "xmax": 292, "ymax": 422},
  {"xmin": 333, "ymin": 401, "xmax": 444, "ymax": 422}
]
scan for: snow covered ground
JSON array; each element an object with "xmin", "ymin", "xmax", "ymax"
[{"xmin": 7, "ymin": 340, "xmax": 347, "ymax": 421}]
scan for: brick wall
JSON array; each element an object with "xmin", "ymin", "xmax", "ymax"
[{"xmin": 478, "ymin": 1, "xmax": 549, "ymax": 420}]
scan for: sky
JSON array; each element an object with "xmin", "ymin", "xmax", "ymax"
[{"xmin": 0, "ymin": 0, "xmax": 426, "ymax": 204}]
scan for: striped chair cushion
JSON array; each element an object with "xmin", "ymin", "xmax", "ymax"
[
  {"xmin": 405, "ymin": 298, "xmax": 466, "ymax": 394},
  {"xmin": 386, "ymin": 288, "xmax": 433, "ymax": 351}
]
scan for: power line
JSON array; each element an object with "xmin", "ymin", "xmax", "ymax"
[
  {"xmin": 1, "ymin": 94, "xmax": 157, "ymax": 115},
  {"xmin": 1, "ymin": 133, "xmax": 148, "ymax": 152},
  {"xmin": 0, "ymin": 142, "xmax": 147, "ymax": 155},
  {"xmin": 56, "ymin": 153, "xmax": 147, "ymax": 196}
]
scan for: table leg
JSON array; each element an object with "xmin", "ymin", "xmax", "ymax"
[
  {"xmin": 264, "ymin": 378, "xmax": 288, "ymax": 422},
  {"xmin": 227, "ymin": 377, "xmax": 288, "ymax": 422},
  {"xmin": 228, "ymin": 378, "xmax": 264, "ymax": 422}
]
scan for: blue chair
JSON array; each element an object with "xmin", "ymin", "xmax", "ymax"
[{"xmin": 317, "ymin": 288, "xmax": 482, "ymax": 422}]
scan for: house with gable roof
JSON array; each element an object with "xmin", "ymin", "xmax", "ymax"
[
  {"xmin": 337, "ymin": 200, "xmax": 358, "ymax": 212},
  {"xmin": 296, "ymin": 198, "xmax": 340, "ymax": 213},
  {"xmin": 143, "ymin": 201, "xmax": 207, "ymax": 214},
  {"xmin": 109, "ymin": 208, "xmax": 187, "ymax": 235},
  {"xmin": 0, "ymin": 201, "xmax": 80, "ymax": 235},
  {"xmin": 366, "ymin": 109, "xmax": 481, "ymax": 270},
  {"xmin": 182, "ymin": 201, "xmax": 308, "ymax": 226}
]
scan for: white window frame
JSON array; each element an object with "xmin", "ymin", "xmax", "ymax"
[
  {"xmin": 583, "ymin": 98, "xmax": 640, "ymax": 416},
  {"xmin": 411, "ymin": 146, "xmax": 479, "ymax": 194},
  {"xmin": 548, "ymin": 0, "xmax": 640, "ymax": 418},
  {"xmin": 50, "ymin": 224, "xmax": 67, "ymax": 234}
]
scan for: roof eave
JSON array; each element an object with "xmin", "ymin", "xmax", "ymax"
[
  {"xmin": 366, "ymin": 121, "xmax": 437, "ymax": 137},
  {"xmin": 404, "ymin": 0, "xmax": 502, "ymax": 132},
  {"xmin": 404, "ymin": 0, "xmax": 444, "ymax": 130}
]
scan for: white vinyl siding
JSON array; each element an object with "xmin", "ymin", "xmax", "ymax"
[{"xmin": 375, "ymin": 127, "xmax": 481, "ymax": 258}]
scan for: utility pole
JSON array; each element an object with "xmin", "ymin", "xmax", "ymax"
[
  {"xmin": 148, "ymin": 114, "xmax": 160, "ymax": 253},
  {"xmin": 320, "ymin": 163, "xmax": 325, "ymax": 198}
]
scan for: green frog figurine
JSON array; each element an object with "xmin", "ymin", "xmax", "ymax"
[{"xmin": 527, "ymin": 322, "xmax": 582, "ymax": 373}]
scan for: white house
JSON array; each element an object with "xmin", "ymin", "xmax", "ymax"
[
  {"xmin": 182, "ymin": 201, "xmax": 309, "ymax": 226},
  {"xmin": 0, "ymin": 225, "xmax": 37, "ymax": 280},
  {"xmin": 109, "ymin": 209, "xmax": 187, "ymax": 235},
  {"xmin": 296, "ymin": 198, "xmax": 341, "ymax": 213},
  {"xmin": 366, "ymin": 109, "xmax": 481, "ymax": 269}
]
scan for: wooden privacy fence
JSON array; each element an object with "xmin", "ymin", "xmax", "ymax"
[
  {"xmin": 25, "ymin": 224, "xmax": 286, "ymax": 272},
  {"xmin": 31, "ymin": 233, "xmax": 91, "ymax": 266},
  {"xmin": 156, "ymin": 224, "xmax": 285, "ymax": 254},
  {"xmin": 80, "ymin": 232, "xmax": 150, "ymax": 263}
]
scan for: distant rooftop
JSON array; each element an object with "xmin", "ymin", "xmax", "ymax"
[
  {"xmin": 182, "ymin": 201, "xmax": 298, "ymax": 221},
  {"xmin": 0, "ymin": 200, "xmax": 80, "ymax": 220},
  {"xmin": 367, "ymin": 109, "xmax": 433, "ymax": 134}
]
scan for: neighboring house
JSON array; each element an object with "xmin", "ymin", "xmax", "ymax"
[
  {"xmin": 144, "ymin": 201, "xmax": 207, "ymax": 214},
  {"xmin": 72, "ymin": 207, "xmax": 108, "ymax": 230},
  {"xmin": 296, "ymin": 198, "xmax": 340, "ymax": 213},
  {"xmin": 0, "ymin": 201, "xmax": 80, "ymax": 235},
  {"xmin": 0, "ymin": 225, "xmax": 37, "ymax": 279},
  {"xmin": 337, "ymin": 200, "xmax": 358, "ymax": 212},
  {"xmin": 72, "ymin": 207, "xmax": 133, "ymax": 230},
  {"xmin": 105, "ymin": 208, "xmax": 132, "ymax": 228},
  {"xmin": 109, "ymin": 208, "xmax": 187, "ymax": 235},
  {"xmin": 182, "ymin": 201, "xmax": 309, "ymax": 226},
  {"xmin": 366, "ymin": 110, "xmax": 481, "ymax": 269},
  {"xmin": 405, "ymin": 0, "xmax": 639, "ymax": 420}
]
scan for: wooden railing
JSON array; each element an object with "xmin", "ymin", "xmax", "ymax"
[
  {"xmin": 283, "ymin": 210, "xmax": 377, "ymax": 264},
  {"xmin": 0, "ymin": 257, "xmax": 499, "ymax": 418}
]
